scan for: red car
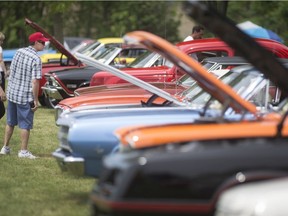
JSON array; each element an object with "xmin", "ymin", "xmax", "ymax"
[{"xmin": 90, "ymin": 38, "xmax": 288, "ymax": 86}]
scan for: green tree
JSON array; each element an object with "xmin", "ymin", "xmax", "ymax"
[
  {"xmin": 0, "ymin": 1, "xmax": 181, "ymax": 48},
  {"xmin": 62, "ymin": 1, "xmax": 181, "ymax": 42},
  {"xmin": 0, "ymin": 1, "xmax": 47, "ymax": 48}
]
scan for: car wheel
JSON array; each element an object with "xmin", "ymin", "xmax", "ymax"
[{"xmin": 44, "ymin": 96, "xmax": 59, "ymax": 109}]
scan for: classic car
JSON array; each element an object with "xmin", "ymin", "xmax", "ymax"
[
  {"xmin": 46, "ymin": 36, "xmax": 288, "ymax": 109},
  {"xmin": 215, "ymin": 177, "xmax": 288, "ymax": 216},
  {"xmin": 52, "ymin": 48, "xmax": 286, "ymax": 178},
  {"xmin": 90, "ymin": 3, "xmax": 288, "ymax": 216},
  {"xmin": 96, "ymin": 122, "xmax": 288, "ymax": 216},
  {"xmin": 55, "ymin": 56, "xmax": 247, "ymax": 116},
  {"xmin": 89, "ymin": 37, "xmax": 288, "ymax": 86},
  {"xmin": 42, "ymin": 45, "xmax": 147, "ymax": 108}
]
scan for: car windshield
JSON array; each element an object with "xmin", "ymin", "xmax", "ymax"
[
  {"xmin": 76, "ymin": 41, "xmax": 101, "ymax": 55},
  {"xmin": 127, "ymin": 51, "xmax": 173, "ymax": 68},
  {"xmin": 90, "ymin": 44, "xmax": 119, "ymax": 60},
  {"xmin": 176, "ymin": 60, "xmax": 224, "ymax": 87},
  {"xmin": 183, "ymin": 70, "xmax": 265, "ymax": 111},
  {"xmin": 93, "ymin": 47, "xmax": 121, "ymax": 64}
]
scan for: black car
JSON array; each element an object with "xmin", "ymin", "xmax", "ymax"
[{"xmin": 92, "ymin": 136, "xmax": 288, "ymax": 216}]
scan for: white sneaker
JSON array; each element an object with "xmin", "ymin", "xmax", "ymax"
[
  {"xmin": 18, "ymin": 150, "xmax": 37, "ymax": 159},
  {"xmin": 0, "ymin": 146, "xmax": 11, "ymax": 155}
]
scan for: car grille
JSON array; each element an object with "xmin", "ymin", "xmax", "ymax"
[
  {"xmin": 48, "ymin": 78, "xmax": 53, "ymax": 86},
  {"xmin": 98, "ymin": 168, "xmax": 122, "ymax": 197}
]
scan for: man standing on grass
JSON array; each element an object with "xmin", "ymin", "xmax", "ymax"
[{"xmin": 0, "ymin": 32, "xmax": 49, "ymax": 159}]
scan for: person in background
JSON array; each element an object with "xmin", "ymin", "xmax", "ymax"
[
  {"xmin": 0, "ymin": 32, "xmax": 9, "ymax": 91},
  {"xmin": 0, "ymin": 32, "xmax": 49, "ymax": 159},
  {"xmin": 183, "ymin": 25, "xmax": 205, "ymax": 41},
  {"xmin": 0, "ymin": 74, "xmax": 6, "ymax": 119},
  {"xmin": 183, "ymin": 26, "xmax": 205, "ymax": 61}
]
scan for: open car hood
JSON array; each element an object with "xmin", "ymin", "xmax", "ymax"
[
  {"xmin": 75, "ymin": 53, "xmax": 185, "ymax": 107},
  {"xmin": 123, "ymin": 31, "xmax": 257, "ymax": 114},
  {"xmin": 76, "ymin": 30, "xmax": 257, "ymax": 114},
  {"xmin": 25, "ymin": 18, "xmax": 80, "ymax": 66}
]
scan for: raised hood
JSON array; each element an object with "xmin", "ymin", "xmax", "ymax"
[
  {"xmin": 75, "ymin": 53, "xmax": 185, "ymax": 106},
  {"xmin": 25, "ymin": 18, "xmax": 80, "ymax": 66},
  {"xmin": 124, "ymin": 31, "xmax": 257, "ymax": 114}
]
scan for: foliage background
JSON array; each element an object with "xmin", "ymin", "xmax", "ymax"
[
  {"xmin": 0, "ymin": 1, "xmax": 181, "ymax": 48},
  {"xmin": 0, "ymin": 1, "xmax": 287, "ymax": 49}
]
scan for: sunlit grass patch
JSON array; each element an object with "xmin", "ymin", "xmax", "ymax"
[{"xmin": 0, "ymin": 106, "xmax": 95, "ymax": 216}]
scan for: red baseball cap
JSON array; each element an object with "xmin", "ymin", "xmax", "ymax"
[{"xmin": 29, "ymin": 32, "xmax": 49, "ymax": 43}]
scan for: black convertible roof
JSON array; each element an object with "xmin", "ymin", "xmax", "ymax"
[{"xmin": 202, "ymin": 56, "xmax": 288, "ymax": 65}]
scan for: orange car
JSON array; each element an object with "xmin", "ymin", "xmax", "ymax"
[{"xmin": 90, "ymin": 29, "xmax": 288, "ymax": 216}]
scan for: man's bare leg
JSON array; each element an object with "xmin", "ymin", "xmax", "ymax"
[
  {"xmin": 3, "ymin": 124, "xmax": 14, "ymax": 147},
  {"xmin": 20, "ymin": 129, "xmax": 30, "ymax": 151}
]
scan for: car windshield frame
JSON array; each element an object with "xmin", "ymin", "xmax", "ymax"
[
  {"xmin": 127, "ymin": 51, "xmax": 173, "ymax": 68},
  {"xmin": 92, "ymin": 47, "xmax": 122, "ymax": 64},
  {"xmin": 76, "ymin": 41, "xmax": 101, "ymax": 56},
  {"xmin": 182, "ymin": 67, "xmax": 278, "ymax": 115}
]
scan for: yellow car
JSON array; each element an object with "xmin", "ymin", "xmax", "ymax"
[{"xmin": 41, "ymin": 52, "xmax": 67, "ymax": 64}]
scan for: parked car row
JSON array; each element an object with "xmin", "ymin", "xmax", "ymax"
[
  {"xmin": 26, "ymin": 3, "xmax": 288, "ymax": 216},
  {"xmin": 50, "ymin": 35, "xmax": 288, "ymax": 216},
  {"xmin": 51, "ymin": 29, "xmax": 288, "ymax": 216},
  {"xmin": 43, "ymin": 37, "xmax": 288, "ymax": 109}
]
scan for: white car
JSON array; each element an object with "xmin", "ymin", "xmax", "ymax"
[{"xmin": 215, "ymin": 177, "xmax": 288, "ymax": 216}]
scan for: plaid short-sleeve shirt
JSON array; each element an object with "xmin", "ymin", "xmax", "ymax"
[{"xmin": 7, "ymin": 46, "xmax": 42, "ymax": 104}]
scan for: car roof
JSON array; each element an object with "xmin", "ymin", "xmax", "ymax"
[
  {"xmin": 203, "ymin": 56, "xmax": 288, "ymax": 65},
  {"xmin": 97, "ymin": 37, "xmax": 124, "ymax": 44},
  {"xmin": 176, "ymin": 37, "xmax": 285, "ymax": 48}
]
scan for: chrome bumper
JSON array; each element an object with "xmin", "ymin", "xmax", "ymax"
[
  {"xmin": 52, "ymin": 148, "xmax": 85, "ymax": 176},
  {"xmin": 41, "ymin": 85, "xmax": 64, "ymax": 100},
  {"xmin": 54, "ymin": 106, "xmax": 66, "ymax": 123}
]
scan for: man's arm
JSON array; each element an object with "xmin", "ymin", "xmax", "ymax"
[{"xmin": 31, "ymin": 78, "xmax": 40, "ymax": 110}]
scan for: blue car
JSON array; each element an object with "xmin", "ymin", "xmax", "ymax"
[{"xmin": 52, "ymin": 52, "xmax": 286, "ymax": 178}]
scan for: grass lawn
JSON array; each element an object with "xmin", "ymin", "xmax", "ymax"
[{"xmin": 0, "ymin": 105, "xmax": 95, "ymax": 216}]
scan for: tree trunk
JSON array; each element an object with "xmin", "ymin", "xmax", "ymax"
[{"xmin": 53, "ymin": 12, "xmax": 64, "ymax": 44}]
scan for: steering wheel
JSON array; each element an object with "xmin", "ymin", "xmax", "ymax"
[{"xmin": 141, "ymin": 94, "xmax": 173, "ymax": 107}]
